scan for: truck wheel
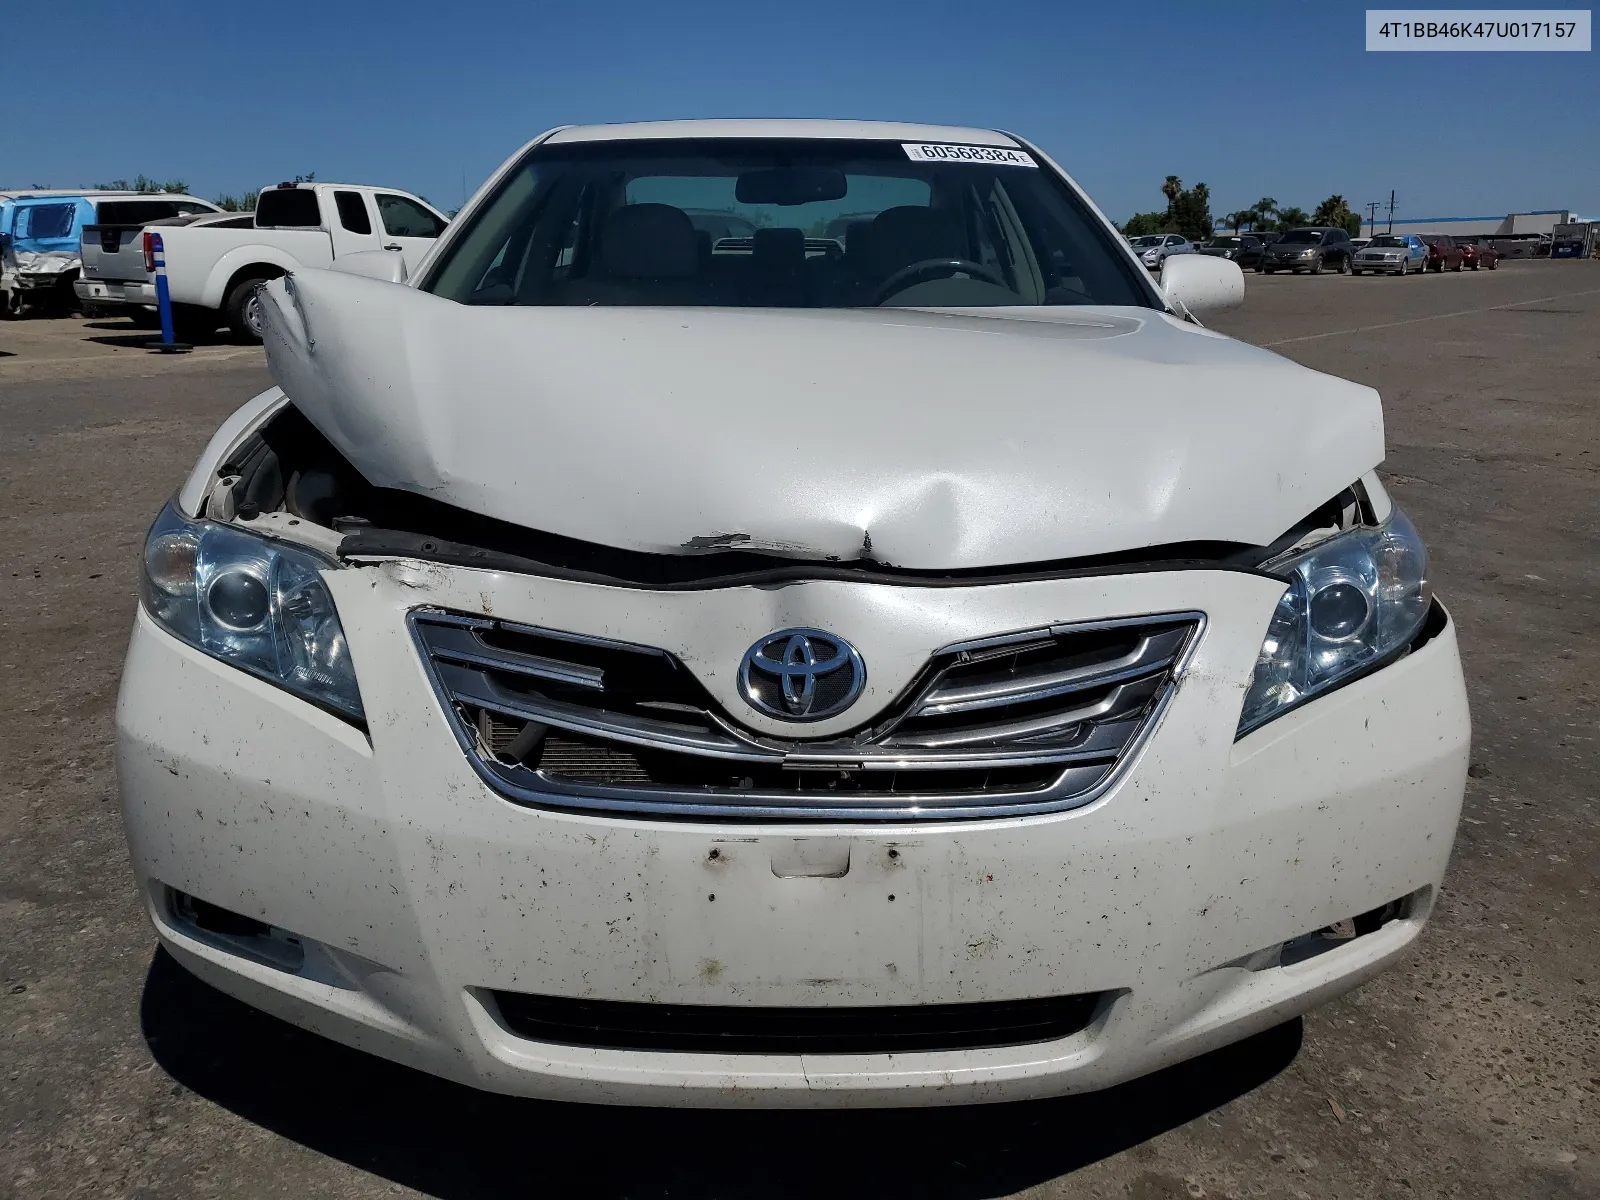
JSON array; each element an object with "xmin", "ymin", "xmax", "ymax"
[{"xmin": 225, "ymin": 276, "xmax": 271, "ymax": 342}]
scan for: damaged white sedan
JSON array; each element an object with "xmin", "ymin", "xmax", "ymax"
[{"xmin": 116, "ymin": 120, "xmax": 1468, "ymax": 1107}]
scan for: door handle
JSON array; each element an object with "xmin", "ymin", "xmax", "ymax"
[{"xmin": 383, "ymin": 243, "xmax": 402, "ymax": 251}]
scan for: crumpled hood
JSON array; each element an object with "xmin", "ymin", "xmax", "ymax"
[{"xmin": 258, "ymin": 269, "xmax": 1383, "ymax": 570}]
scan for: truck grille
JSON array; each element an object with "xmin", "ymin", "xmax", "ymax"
[{"xmin": 410, "ymin": 609, "xmax": 1201, "ymax": 821}]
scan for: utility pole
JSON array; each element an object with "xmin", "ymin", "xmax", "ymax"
[
  {"xmin": 1386, "ymin": 190, "xmax": 1397, "ymax": 233},
  {"xmin": 1366, "ymin": 201, "xmax": 1381, "ymax": 234}
]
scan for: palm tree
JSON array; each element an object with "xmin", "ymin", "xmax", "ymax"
[
  {"xmin": 1253, "ymin": 197, "xmax": 1278, "ymax": 231},
  {"xmin": 1161, "ymin": 176, "xmax": 1183, "ymax": 206},
  {"xmin": 1276, "ymin": 205, "xmax": 1310, "ymax": 229}
]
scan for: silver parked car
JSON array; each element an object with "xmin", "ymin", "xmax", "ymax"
[
  {"xmin": 1127, "ymin": 233, "xmax": 1193, "ymax": 270},
  {"xmin": 1351, "ymin": 234, "xmax": 1428, "ymax": 276}
]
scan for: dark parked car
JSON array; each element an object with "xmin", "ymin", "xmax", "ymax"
[
  {"xmin": 1259, "ymin": 227, "xmax": 1356, "ymax": 274},
  {"xmin": 1459, "ymin": 240, "xmax": 1499, "ymax": 270},
  {"xmin": 1197, "ymin": 234, "xmax": 1265, "ymax": 267},
  {"xmin": 1420, "ymin": 235, "xmax": 1466, "ymax": 272}
]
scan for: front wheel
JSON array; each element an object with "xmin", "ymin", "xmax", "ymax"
[
  {"xmin": 1489, "ymin": 258, "xmax": 1498, "ymax": 270},
  {"xmin": 1338, "ymin": 255, "xmax": 1350, "ymax": 274},
  {"xmin": 1352, "ymin": 268, "xmax": 1364, "ymax": 276},
  {"xmin": 1453, "ymin": 258, "xmax": 1464, "ymax": 272},
  {"xmin": 224, "ymin": 276, "xmax": 271, "ymax": 342}
]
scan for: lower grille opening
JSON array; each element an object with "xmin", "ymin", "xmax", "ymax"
[
  {"xmin": 489, "ymin": 990, "xmax": 1112, "ymax": 1054},
  {"xmin": 167, "ymin": 888, "xmax": 305, "ymax": 972},
  {"xmin": 525, "ymin": 727, "xmax": 1069, "ymax": 795}
]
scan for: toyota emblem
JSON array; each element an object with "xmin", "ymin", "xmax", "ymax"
[{"xmin": 738, "ymin": 629, "xmax": 866, "ymax": 721}]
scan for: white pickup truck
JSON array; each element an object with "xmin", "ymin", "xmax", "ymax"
[{"xmin": 152, "ymin": 182, "xmax": 449, "ymax": 339}]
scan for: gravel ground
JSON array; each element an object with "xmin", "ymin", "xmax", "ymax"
[{"xmin": 1, "ymin": 261, "xmax": 1596, "ymax": 1199}]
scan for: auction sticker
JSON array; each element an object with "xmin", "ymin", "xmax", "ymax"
[{"xmin": 902, "ymin": 143, "xmax": 1038, "ymax": 166}]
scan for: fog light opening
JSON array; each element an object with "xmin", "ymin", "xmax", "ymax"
[{"xmin": 167, "ymin": 889, "xmax": 306, "ymax": 972}]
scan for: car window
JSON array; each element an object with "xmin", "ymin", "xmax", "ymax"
[
  {"xmin": 1165, "ymin": 235, "xmax": 1183, "ymax": 245},
  {"xmin": 1278, "ymin": 230, "xmax": 1320, "ymax": 244},
  {"xmin": 424, "ymin": 137, "xmax": 1159, "ymax": 310},
  {"xmin": 96, "ymin": 199, "xmax": 209, "ymax": 224},
  {"xmin": 376, "ymin": 194, "xmax": 447, "ymax": 239},
  {"xmin": 15, "ymin": 203, "xmax": 76, "ymax": 240},
  {"xmin": 335, "ymin": 190, "xmax": 373, "ymax": 235},
  {"xmin": 255, "ymin": 187, "xmax": 323, "ymax": 228}
]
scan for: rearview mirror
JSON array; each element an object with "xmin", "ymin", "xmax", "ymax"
[
  {"xmin": 1160, "ymin": 253, "xmax": 1244, "ymax": 316},
  {"xmin": 331, "ymin": 249, "xmax": 408, "ymax": 284},
  {"xmin": 735, "ymin": 167, "xmax": 847, "ymax": 206}
]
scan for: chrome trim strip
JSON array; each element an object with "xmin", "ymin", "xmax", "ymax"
[
  {"xmin": 425, "ymin": 623, "xmax": 606, "ymax": 691},
  {"xmin": 914, "ymin": 629, "xmax": 1186, "ymax": 716}
]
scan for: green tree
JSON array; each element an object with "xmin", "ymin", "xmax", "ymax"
[
  {"xmin": 1122, "ymin": 211, "xmax": 1169, "ymax": 237},
  {"xmin": 1253, "ymin": 197, "xmax": 1279, "ymax": 231},
  {"xmin": 214, "ymin": 190, "xmax": 259, "ymax": 212},
  {"xmin": 1125, "ymin": 176, "xmax": 1213, "ymax": 239},
  {"xmin": 1312, "ymin": 194, "xmax": 1355, "ymax": 230},
  {"xmin": 93, "ymin": 175, "xmax": 189, "ymax": 194},
  {"xmin": 1276, "ymin": 205, "xmax": 1310, "ymax": 229},
  {"xmin": 1170, "ymin": 181, "xmax": 1213, "ymax": 240}
]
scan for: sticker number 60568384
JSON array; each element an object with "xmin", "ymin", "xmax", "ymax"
[{"xmin": 901, "ymin": 143, "xmax": 1039, "ymax": 166}]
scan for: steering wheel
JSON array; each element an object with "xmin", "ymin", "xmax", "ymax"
[{"xmin": 872, "ymin": 258, "xmax": 1008, "ymax": 305}]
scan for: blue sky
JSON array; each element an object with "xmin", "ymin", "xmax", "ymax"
[{"xmin": 8, "ymin": 1, "xmax": 1595, "ymax": 224}]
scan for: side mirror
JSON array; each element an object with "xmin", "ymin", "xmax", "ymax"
[
  {"xmin": 1160, "ymin": 253, "xmax": 1244, "ymax": 315},
  {"xmin": 331, "ymin": 249, "xmax": 408, "ymax": 284}
]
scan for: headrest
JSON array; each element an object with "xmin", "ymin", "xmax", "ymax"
[
  {"xmin": 865, "ymin": 206, "xmax": 965, "ymax": 278},
  {"xmin": 600, "ymin": 204, "xmax": 698, "ymax": 279}
]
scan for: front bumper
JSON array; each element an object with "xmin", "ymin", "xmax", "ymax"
[
  {"xmin": 14, "ymin": 270, "xmax": 74, "ymax": 291},
  {"xmin": 116, "ymin": 561, "xmax": 1470, "ymax": 1107},
  {"xmin": 74, "ymin": 277, "xmax": 156, "ymax": 308}
]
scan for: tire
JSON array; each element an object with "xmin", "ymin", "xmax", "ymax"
[
  {"xmin": 224, "ymin": 275, "xmax": 272, "ymax": 342},
  {"xmin": 1489, "ymin": 258, "xmax": 1498, "ymax": 270},
  {"xmin": 1263, "ymin": 267, "xmax": 1274, "ymax": 274},
  {"xmin": 0, "ymin": 289, "xmax": 20, "ymax": 318},
  {"xmin": 1338, "ymin": 255, "xmax": 1350, "ymax": 275},
  {"xmin": 1453, "ymin": 258, "xmax": 1464, "ymax": 272},
  {"xmin": 1352, "ymin": 269, "xmax": 1364, "ymax": 276},
  {"xmin": 1397, "ymin": 261, "xmax": 1407, "ymax": 276},
  {"xmin": 1310, "ymin": 255, "xmax": 1322, "ymax": 275}
]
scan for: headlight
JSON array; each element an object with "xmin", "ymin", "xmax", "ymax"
[
  {"xmin": 1237, "ymin": 507, "xmax": 1431, "ymax": 737},
  {"xmin": 141, "ymin": 502, "xmax": 365, "ymax": 723}
]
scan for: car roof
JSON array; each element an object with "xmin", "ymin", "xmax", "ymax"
[{"xmin": 542, "ymin": 119, "xmax": 1020, "ymax": 146}]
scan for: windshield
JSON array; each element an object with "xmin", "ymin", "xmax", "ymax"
[
  {"xmin": 425, "ymin": 139, "xmax": 1157, "ymax": 309},
  {"xmin": 1277, "ymin": 229, "xmax": 1321, "ymax": 244},
  {"xmin": 1368, "ymin": 235, "xmax": 1404, "ymax": 247},
  {"xmin": 1207, "ymin": 237, "xmax": 1241, "ymax": 247}
]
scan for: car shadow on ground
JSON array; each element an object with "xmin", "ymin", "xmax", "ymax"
[{"xmin": 141, "ymin": 949, "xmax": 1302, "ymax": 1199}]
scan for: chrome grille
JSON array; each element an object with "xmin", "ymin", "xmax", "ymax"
[{"xmin": 411, "ymin": 609, "xmax": 1202, "ymax": 822}]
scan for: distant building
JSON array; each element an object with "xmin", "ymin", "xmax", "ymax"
[{"xmin": 1369, "ymin": 210, "xmax": 1573, "ymax": 238}]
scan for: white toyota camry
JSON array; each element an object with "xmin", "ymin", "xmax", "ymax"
[{"xmin": 116, "ymin": 120, "xmax": 1468, "ymax": 1108}]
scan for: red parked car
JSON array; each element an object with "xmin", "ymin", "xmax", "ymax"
[
  {"xmin": 1421, "ymin": 235, "xmax": 1466, "ymax": 272},
  {"xmin": 1459, "ymin": 240, "xmax": 1500, "ymax": 270}
]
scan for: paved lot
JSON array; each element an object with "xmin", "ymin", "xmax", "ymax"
[{"xmin": 2, "ymin": 263, "xmax": 1596, "ymax": 1199}]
